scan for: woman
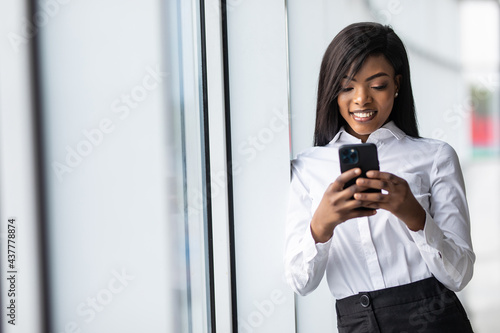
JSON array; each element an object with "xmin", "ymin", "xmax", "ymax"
[{"xmin": 284, "ymin": 22, "xmax": 475, "ymax": 332}]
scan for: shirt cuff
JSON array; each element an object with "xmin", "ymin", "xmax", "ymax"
[
  {"xmin": 301, "ymin": 224, "xmax": 332, "ymax": 262},
  {"xmin": 409, "ymin": 210, "xmax": 444, "ymax": 255}
]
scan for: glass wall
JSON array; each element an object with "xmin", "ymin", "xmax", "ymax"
[
  {"xmin": 0, "ymin": 1, "xmax": 44, "ymax": 332},
  {"xmin": 36, "ymin": 1, "xmax": 180, "ymax": 332},
  {"xmin": 224, "ymin": 1, "xmax": 296, "ymax": 332},
  {"xmin": 1, "ymin": 0, "xmax": 212, "ymax": 332}
]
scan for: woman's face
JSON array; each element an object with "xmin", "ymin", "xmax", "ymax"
[{"xmin": 337, "ymin": 54, "xmax": 400, "ymax": 142}]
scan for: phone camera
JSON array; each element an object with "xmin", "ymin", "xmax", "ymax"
[{"xmin": 341, "ymin": 148, "xmax": 359, "ymax": 164}]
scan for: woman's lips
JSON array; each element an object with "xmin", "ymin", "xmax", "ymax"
[{"xmin": 350, "ymin": 110, "xmax": 377, "ymax": 122}]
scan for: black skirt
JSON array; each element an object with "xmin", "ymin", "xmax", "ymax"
[{"xmin": 335, "ymin": 277, "xmax": 473, "ymax": 333}]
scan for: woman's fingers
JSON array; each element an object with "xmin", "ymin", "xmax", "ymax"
[
  {"xmin": 330, "ymin": 168, "xmax": 372, "ymax": 200},
  {"xmin": 373, "ymin": 171, "xmax": 402, "ymax": 185},
  {"xmin": 344, "ymin": 200, "xmax": 378, "ymax": 214},
  {"xmin": 357, "ymin": 171, "xmax": 403, "ymax": 189},
  {"xmin": 348, "ymin": 170, "xmax": 425, "ymax": 231},
  {"xmin": 366, "ymin": 170, "xmax": 400, "ymax": 182},
  {"xmin": 329, "ymin": 168, "xmax": 362, "ymax": 192},
  {"xmin": 312, "ymin": 167, "xmax": 381, "ymax": 242},
  {"xmin": 356, "ymin": 178, "xmax": 387, "ymax": 191}
]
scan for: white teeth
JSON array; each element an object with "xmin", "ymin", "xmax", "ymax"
[{"xmin": 354, "ymin": 111, "xmax": 375, "ymax": 118}]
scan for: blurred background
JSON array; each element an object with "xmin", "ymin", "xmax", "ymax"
[{"xmin": 0, "ymin": 0, "xmax": 498, "ymax": 332}]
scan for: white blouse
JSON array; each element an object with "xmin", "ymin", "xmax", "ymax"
[{"xmin": 284, "ymin": 121, "xmax": 475, "ymax": 299}]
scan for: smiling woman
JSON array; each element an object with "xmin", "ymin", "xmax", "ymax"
[{"xmin": 285, "ymin": 22, "xmax": 475, "ymax": 333}]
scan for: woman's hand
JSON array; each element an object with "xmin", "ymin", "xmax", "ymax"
[
  {"xmin": 354, "ymin": 171, "xmax": 426, "ymax": 231},
  {"xmin": 310, "ymin": 168, "xmax": 378, "ymax": 243}
]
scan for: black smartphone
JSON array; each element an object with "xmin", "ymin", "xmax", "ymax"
[{"xmin": 338, "ymin": 143, "xmax": 380, "ymax": 193}]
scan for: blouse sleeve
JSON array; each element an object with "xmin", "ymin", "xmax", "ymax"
[
  {"xmin": 284, "ymin": 157, "xmax": 332, "ymax": 296},
  {"xmin": 410, "ymin": 143, "xmax": 475, "ymax": 291}
]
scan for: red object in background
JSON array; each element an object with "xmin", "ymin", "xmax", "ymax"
[{"xmin": 471, "ymin": 111, "xmax": 494, "ymax": 147}]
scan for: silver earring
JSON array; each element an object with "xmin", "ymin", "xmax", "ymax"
[{"xmin": 395, "ymin": 92, "xmax": 399, "ymax": 98}]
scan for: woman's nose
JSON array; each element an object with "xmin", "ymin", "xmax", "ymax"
[{"xmin": 354, "ymin": 88, "xmax": 372, "ymax": 105}]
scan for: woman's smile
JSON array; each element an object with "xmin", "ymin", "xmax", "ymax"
[{"xmin": 349, "ymin": 110, "xmax": 377, "ymax": 122}]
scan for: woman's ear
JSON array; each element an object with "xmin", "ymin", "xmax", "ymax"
[{"xmin": 395, "ymin": 74, "xmax": 402, "ymax": 93}]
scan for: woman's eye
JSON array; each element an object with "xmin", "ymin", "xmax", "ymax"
[
  {"xmin": 341, "ymin": 87, "xmax": 353, "ymax": 92},
  {"xmin": 372, "ymin": 84, "xmax": 388, "ymax": 90}
]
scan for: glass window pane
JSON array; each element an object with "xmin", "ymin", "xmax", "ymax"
[{"xmin": 34, "ymin": 0, "xmax": 210, "ymax": 331}]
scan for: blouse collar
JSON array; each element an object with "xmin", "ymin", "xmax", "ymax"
[{"xmin": 327, "ymin": 121, "xmax": 406, "ymax": 145}]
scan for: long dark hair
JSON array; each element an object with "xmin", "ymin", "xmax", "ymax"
[{"xmin": 314, "ymin": 22, "xmax": 419, "ymax": 146}]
